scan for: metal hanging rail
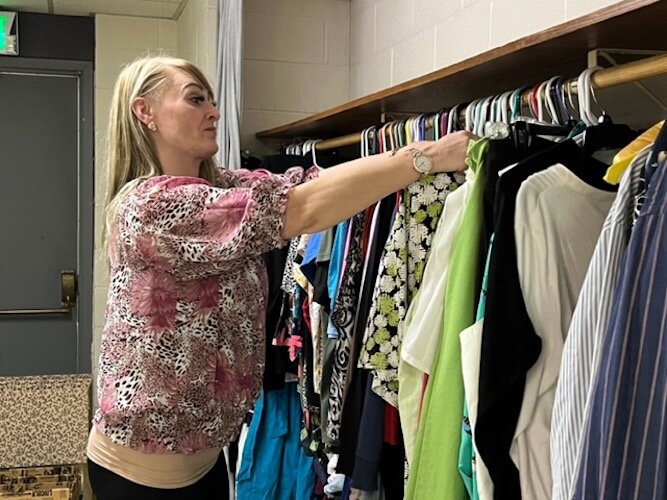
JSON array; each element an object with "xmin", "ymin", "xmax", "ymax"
[{"xmin": 313, "ymin": 53, "xmax": 667, "ymax": 151}]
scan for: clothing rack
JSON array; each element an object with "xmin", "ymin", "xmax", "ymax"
[{"xmin": 313, "ymin": 53, "xmax": 667, "ymax": 151}]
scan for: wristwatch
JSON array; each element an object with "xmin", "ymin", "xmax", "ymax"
[{"xmin": 406, "ymin": 147, "xmax": 434, "ymax": 176}]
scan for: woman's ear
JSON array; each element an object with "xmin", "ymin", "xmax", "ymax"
[{"xmin": 131, "ymin": 96, "xmax": 154, "ymax": 126}]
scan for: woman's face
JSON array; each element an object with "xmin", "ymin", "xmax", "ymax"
[{"xmin": 150, "ymin": 68, "xmax": 220, "ymax": 164}]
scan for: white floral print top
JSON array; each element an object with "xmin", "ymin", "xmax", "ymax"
[
  {"xmin": 358, "ymin": 171, "xmax": 465, "ymax": 407},
  {"xmin": 93, "ymin": 167, "xmax": 317, "ymax": 454}
]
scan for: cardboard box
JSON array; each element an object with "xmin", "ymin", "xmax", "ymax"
[{"xmin": 0, "ymin": 465, "xmax": 81, "ymax": 500}]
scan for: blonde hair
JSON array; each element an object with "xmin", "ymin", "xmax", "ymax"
[{"xmin": 104, "ymin": 55, "xmax": 218, "ymax": 242}]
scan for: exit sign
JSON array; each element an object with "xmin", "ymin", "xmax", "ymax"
[{"xmin": 0, "ymin": 11, "xmax": 18, "ymax": 55}]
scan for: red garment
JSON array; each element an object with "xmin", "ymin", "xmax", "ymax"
[{"xmin": 383, "ymin": 403, "xmax": 401, "ymax": 446}]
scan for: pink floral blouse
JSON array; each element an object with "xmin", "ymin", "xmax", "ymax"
[{"xmin": 93, "ymin": 166, "xmax": 317, "ymax": 454}]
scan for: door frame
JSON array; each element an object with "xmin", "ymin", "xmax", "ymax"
[{"xmin": 0, "ymin": 56, "xmax": 94, "ymax": 373}]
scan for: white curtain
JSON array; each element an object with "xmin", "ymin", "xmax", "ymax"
[{"xmin": 215, "ymin": 0, "xmax": 243, "ymax": 170}]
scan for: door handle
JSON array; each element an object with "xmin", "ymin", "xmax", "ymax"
[{"xmin": 0, "ymin": 270, "xmax": 77, "ymax": 316}]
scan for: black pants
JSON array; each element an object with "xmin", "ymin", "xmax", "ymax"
[{"xmin": 88, "ymin": 452, "xmax": 229, "ymax": 500}]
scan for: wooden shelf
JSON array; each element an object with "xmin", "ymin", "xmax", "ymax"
[{"xmin": 256, "ymin": 0, "xmax": 667, "ymax": 141}]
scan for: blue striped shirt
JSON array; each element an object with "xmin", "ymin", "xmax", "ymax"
[{"xmin": 573, "ymin": 154, "xmax": 667, "ymax": 499}]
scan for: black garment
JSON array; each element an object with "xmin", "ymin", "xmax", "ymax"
[
  {"xmin": 337, "ymin": 193, "xmax": 397, "ymax": 475},
  {"xmin": 350, "ymin": 375, "xmax": 406, "ymax": 499},
  {"xmin": 259, "ymin": 153, "xmax": 356, "ymax": 391},
  {"xmin": 258, "ymin": 155, "xmax": 308, "ymax": 391},
  {"xmin": 476, "ymin": 140, "xmax": 612, "ymax": 500},
  {"xmin": 301, "ymin": 291, "xmax": 320, "ymax": 409},
  {"xmin": 351, "ymin": 374, "xmax": 384, "ymax": 491},
  {"xmin": 480, "ymin": 138, "xmax": 554, "ymax": 270},
  {"xmin": 312, "ymin": 261, "xmax": 331, "ymax": 313},
  {"xmin": 380, "ymin": 441, "xmax": 405, "ymax": 500},
  {"xmin": 88, "ymin": 453, "xmax": 229, "ymax": 500}
]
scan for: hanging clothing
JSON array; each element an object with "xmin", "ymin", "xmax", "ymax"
[
  {"xmin": 573, "ymin": 155, "xmax": 667, "ymax": 500},
  {"xmin": 398, "ymin": 177, "xmax": 472, "ymax": 464},
  {"xmin": 351, "ymin": 375, "xmax": 386, "ymax": 492},
  {"xmin": 359, "ymin": 171, "xmax": 465, "ymax": 407},
  {"xmin": 458, "ymin": 236, "xmax": 495, "ymax": 500},
  {"xmin": 237, "ymin": 384, "xmax": 316, "ymax": 500},
  {"xmin": 258, "ymin": 155, "xmax": 312, "ymax": 391},
  {"xmin": 327, "ymin": 212, "xmax": 367, "ymax": 443},
  {"xmin": 337, "ymin": 193, "xmax": 398, "ymax": 476},
  {"xmin": 512, "ymin": 164, "xmax": 616, "ymax": 499},
  {"xmin": 406, "ymin": 138, "xmax": 489, "ymax": 500},
  {"xmin": 551, "ymin": 146, "xmax": 652, "ymax": 500},
  {"xmin": 476, "ymin": 141, "xmax": 589, "ymax": 499},
  {"xmin": 478, "ymin": 137, "xmax": 554, "ymax": 299}
]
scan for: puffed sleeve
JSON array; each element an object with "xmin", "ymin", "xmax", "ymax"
[{"xmin": 117, "ymin": 167, "xmax": 319, "ymax": 280}]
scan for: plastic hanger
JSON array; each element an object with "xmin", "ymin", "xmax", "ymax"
[
  {"xmin": 536, "ymin": 81, "xmax": 548, "ymax": 123},
  {"xmin": 603, "ymin": 120, "xmax": 664, "ymax": 184},
  {"xmin": 439, "ymin": 109, "xmax": 448, "ymax": 137},
  {"xmin": 448, "ymin": 103, "xmax": 464, "ymax": 134},
  {"xmin": 510, "ymin": 87, "xmax": 529, "ymax": 122},
  {"xmin": 471, "ymin": 99, "xmax": 481, "ymax": 135},
  {"xmin": 464, "ymin": 100, "xmax": 476, "ymax": 132},
  {"xmin": 378, "ymin": 123, "xmax": 388, "ymax": 153},
  {"xmin": 499, "ymin": 91, "xmax": 512, "ymax": 124},
  {"xmin": 310, "ymin": 140, "xmax": 322, "ymax": 168},
  {"xmin": 479, "ymin": 97, "xmax": 494, "ymax": 136},
  {"xmin": 577, "ymin": 66, "xmax": 638, "ymax": 161},
  {"xmin": 576, "ymin": 67, "xmax": 602, "ymax": 126},
  {"xmin": 405, "ymin": 118, "xmax": 412, "ymax": 145},
  {"xmin": 359, "ymin": 128, "xmax": 368, "ymax": 158},
  {"xmin": 550, "ymin": 77, "xmax": 571, "ymax": 125}
]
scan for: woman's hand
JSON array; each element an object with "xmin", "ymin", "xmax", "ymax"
[
  {"xmin": 283, "ymin": 130, "xmax": 477, "ymax": 239},
  {"xmin": 408, "ymin": 130, "xmax": 477, "ymax": 174}
]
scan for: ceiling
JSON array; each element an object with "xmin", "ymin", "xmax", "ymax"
[{"xmin": 0, "ymin": 0, "xmax": 188, "ymax": 20}]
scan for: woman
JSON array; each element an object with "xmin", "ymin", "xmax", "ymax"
[{"xmin": 87, "ymin": 55, "xmax": 472, "ymax": 499}]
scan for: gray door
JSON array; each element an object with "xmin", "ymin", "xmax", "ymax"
[{"xmin": 0, "ymin": 58, "xmax": 93, "ymax": 376}]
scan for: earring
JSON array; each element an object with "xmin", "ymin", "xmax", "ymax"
[{"xmin": 147, "ymin": 122, "xmax": 157, "ymax": 132}]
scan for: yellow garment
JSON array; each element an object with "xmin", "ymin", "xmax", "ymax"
[{"xmin": 604, "ymin": 120, "xmax": 664, "ymax": 184}]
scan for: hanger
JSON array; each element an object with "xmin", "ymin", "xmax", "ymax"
[
  {"xmin": 575, "ymin": 67, "xmax": 638, "ymax": 159},
  {"xmin": 439, "ymin": 109, "xmax": 449, "ymax": 137},
  {"xmin": 417, "ymin": 114, "xmax": 426, "ymax": 141},
  {"xmin": 576, "ymin": 67, "xmax": 602, "ymax": 126},
  {"xmin": 421, "ymin": 114, "xmax": 429, "ymax": 141},
  {"xmin": 510, "ymin": 86, "xmax": 529, "ymax": 122},
  {"xmin": 499, "ymin": 91, "xmax": 512, "ymax": 124},
  {"xmin": 527, "ymin": 83, "xmax": 540, "ymax": 120},
  {"xmin": 479, "ymin": 97, "xmax": 493, "ymax": 136},
  {"xmin": 464, "ymin": 100, "xmax": 476, "ymax": 132},
  {"xmin": 548, "ymin": 76, "xmax": 571, "ymax": 125},
  {"xmin": 448, "ymin": 103, "xmax": 465, "ymax": 134},
  {"xmin": 604, "ymin": 120, "xmax": 665, "ymax": 184},
  {"xmin": 310, "ymin": 140, "xmax": 322, "ymax": 168}
]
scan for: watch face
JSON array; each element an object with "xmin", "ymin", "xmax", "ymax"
[{"xmin": 415, "ymin": 154, "xmax": 432, "ymax": 174}]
